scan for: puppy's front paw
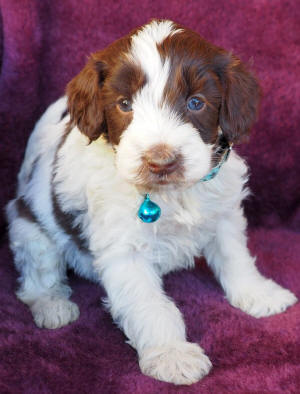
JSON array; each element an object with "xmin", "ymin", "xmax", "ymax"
[
  {"xmin": 228, "ymin": 279, "xmax": 298, "ymax": 318},
  {"xmin": 139, "ymin": 341, "xmax": 212, "ymax": 385},
  {"xmin": 31, "ymin": 296, "xmax": 80, "ymax": 329}
]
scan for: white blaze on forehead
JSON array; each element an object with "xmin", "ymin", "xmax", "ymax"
[
  {"xmin": 128, "ymin": 20, "xmax": 182, "ymax": 105},
  {"xmin": 116, "ymin": 21, "xmax": 212, "ymax": 187}
]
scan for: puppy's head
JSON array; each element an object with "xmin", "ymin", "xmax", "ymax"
[{"xmin": 67, "ymin": 20, "xmax": 259, "ymax": 188}]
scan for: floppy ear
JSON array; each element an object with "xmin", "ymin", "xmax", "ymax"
[
  {"xmin": 216, "ymin": 54, "xmax": 260, "ymax": 143},
  {"xmin": 66, "ymin": 54, "xmax": 108, "ymax": 141}
]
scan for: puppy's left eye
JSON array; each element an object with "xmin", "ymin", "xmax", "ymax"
[
  {"xmin": 118, "ymin": 98, "xmax": 132, "ymax": 113},
  {"xmin": 187, "ymin": 96, "xmax": 205, "ymax": 111}
]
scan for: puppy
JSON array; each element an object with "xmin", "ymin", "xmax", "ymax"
[{"xmin": 6, "ymin": 20, "xmax": 297, "ymax": 385}]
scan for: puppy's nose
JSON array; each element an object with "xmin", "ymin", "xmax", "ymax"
[
  {"xmin": 147, "ymin": 159, "xmax": 179, "ymax": 175},
  {"xmin": 145, "ymin": 144, "xmax": 179, "ymax": 175}
]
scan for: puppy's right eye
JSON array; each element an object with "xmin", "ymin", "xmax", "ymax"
[{"xmin": 118, "ymin": 98, "xmax": 132, "ymax": 113}]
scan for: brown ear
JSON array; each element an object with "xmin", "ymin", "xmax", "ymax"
[
  {"xmin": 217, "ymin": 54, "xmax": 260, "ymax": 143},
  {"xmin": 66, "ymin": 55, "xmax": 108, "ymax": 141}
]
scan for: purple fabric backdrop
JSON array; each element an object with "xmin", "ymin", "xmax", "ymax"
[{"xmin": 0, "ymin": 0, "xmax": 299, "ymax": 392}]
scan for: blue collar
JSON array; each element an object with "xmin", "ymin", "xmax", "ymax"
[{"xmin": 199, "ymin": 139, "xmax": 232, "ymax": 182}]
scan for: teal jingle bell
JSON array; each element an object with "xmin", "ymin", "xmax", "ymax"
[{"xmin": 138, "ymin": 194, "xmax": 161, "ymax": 223}]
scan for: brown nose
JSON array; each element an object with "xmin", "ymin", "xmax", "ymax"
[
  {"xmin": 147, "ymin": 159, "xmax": 179, "ymax": 175},
  {"xmin": 144, "ymin": 144, "xmax": 179, "ymax": 175}
]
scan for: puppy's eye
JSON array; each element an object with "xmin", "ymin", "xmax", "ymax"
[
  {"xmin": 187, "ymin": 96, "xmax": 205, "ymax": 111},
  {"xmin": 118, "ymin": 98, "xmax": 132, "ymax": 112}
]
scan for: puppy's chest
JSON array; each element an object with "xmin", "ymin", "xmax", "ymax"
[
  {"xmin": 142, "ymin": 219, "xmax": 210, "ymax": 274},
  {"xmin": 139, "ymin": 198, "xmax": 215, "ymax": 269},
  {"xmin": 86, "ymin": 186, "xmax": 215, "ymax": 264}
]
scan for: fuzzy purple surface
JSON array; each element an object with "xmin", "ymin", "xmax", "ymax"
[{"xmin": 0, "ymin": 1, "xmax": 299, "ymax": 392}]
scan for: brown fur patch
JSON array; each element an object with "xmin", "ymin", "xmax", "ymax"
[
  {"xmin": 66, "ymin": 27, "xmax": 146, "ymax": 145},
  {"xmin": 51, "ymin": 192, "xmax": 89, "ymax": 253},
  {"xmin": 157, "ymin": 25, "xmax": 260, "ymax": 144},
  {"xmin": 26, "ymin": 156, "xmax": 40, "ymax": 185},
  {"xmin": 16, "ymin": 197, "xmax": 38, "ymax": 224},
  {"xmin": 102, "ymin": 61, "xmax": 146, "ymax": 145},
  {"xmin": 51, "ymin": 132, "xmax": 89, "ymax": 253}
]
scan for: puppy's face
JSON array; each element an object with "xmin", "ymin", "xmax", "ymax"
[{"xmin": 67, "ymin": 20, "xmax": 259, "ymax": 188}]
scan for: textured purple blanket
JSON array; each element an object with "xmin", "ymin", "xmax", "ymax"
[{"xmin": 0, "ymin": 0, "xmax": 299, "ymax": 392}]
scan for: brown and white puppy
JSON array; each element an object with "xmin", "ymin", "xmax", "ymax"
[{"xmin": 6, "ymin": 20, "xmax": 297, "ymax": 385}]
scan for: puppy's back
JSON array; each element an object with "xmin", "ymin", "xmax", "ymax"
[{"xmin": 17, "ymin": 97, "xmax": 69, "ymax": 196}]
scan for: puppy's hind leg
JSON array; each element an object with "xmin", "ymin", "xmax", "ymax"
[{"xmin": 6, "ymin": 199, "xmax": 79, "ymax": 329}]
